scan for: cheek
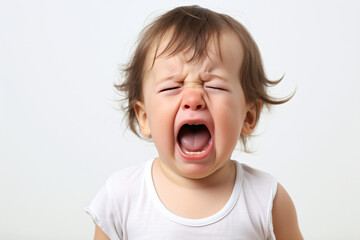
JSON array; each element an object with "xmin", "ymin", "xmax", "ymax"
[
  {"xmin": 213, "ymin": 95, "xmax": 246, "ymax": 150},
  {"xmin": 147, "ymin": 98, "xmax": 179, "ymax": 154}
]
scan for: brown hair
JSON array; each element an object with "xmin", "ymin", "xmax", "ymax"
[{"xmin": 115, "ymin": 5, "xmax": 293, "ymax": 151}]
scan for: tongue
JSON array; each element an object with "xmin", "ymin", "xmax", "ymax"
[{"xmin": 178, "ymin": 125, "xmax": 211, "ymax": 152}]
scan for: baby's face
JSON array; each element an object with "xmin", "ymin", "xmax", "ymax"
[{"xmin": 134, "ymin": 30, "xmax": 256, "ymax": 179}]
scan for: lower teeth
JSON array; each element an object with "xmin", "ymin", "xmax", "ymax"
[{"xmin": 183, "ymin": 149, "xmax": 205, "ymax": 155}]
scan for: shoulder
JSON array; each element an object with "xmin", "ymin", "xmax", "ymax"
[
  {"xmin": 107, "ymin": 160, "xmax": 149, "ymax": 185},
  {"xmin": 272, "ymin": 183, "xmax": 303, "ymax": 240},
  {"xmin": 240, "ymin": 163, "xmax": 275, "ymax": 182},
  {"xmin": 105, "ymin": 160, "xmax": 150, "ymax": 199},
  {"xmin": 239, "ymin": 163, "xmax": 278, "ymax": 199},
  {"xmin": 236, "ymin": 163, "xmax": 303, "ymax": 239},
  {"xmin": 235, "ymin": 163, "xmax": 278, "ymax": 238},
  {"xmin": 85, "ymin": 160, "xmax": 152, "ymax": 240}
]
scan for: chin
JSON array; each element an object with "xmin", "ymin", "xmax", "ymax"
[{"xmin": 174, "ymin": 153, "xmax": 220, "ymax": 179}]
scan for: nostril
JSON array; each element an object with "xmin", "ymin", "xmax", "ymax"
[{"xmin": 183, "ymin": 103, "xmax": 204, "ymax": 110}]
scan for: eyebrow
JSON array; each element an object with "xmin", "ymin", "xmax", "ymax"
[
  {"xmin": 157, "ymin": 73, "xmax": 185, "ymax": 83},
  {"xmin": 156, "ymin": 71, "xmax": 228, "ymax": 84},
  {"xmin": 200, "ymin": 72, "xmax": 227, "ymax": 82}
]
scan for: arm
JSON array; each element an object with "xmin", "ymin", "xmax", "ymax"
[
  {"xmin": 94, "ymin": 224, "xmax": 111, "ymax": 240},
  {"xmin": 272, "ymin": 183, "xmax": 303, "ymax": 240}
]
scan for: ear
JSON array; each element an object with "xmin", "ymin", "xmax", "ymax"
[
  {"xmin": 241, "ymin": 100, "xmax": 262, "ymax": 136},
  {"xmin": 134, "ymin": 100, "xmax": 151, "ymax": 137}
]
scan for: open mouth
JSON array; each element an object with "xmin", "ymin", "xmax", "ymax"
[{"xmin": 177, "ymin": 123, "xmax": 212, "ymax": 156}]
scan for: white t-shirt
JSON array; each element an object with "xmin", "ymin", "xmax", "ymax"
[{"xmin": 85, "ymin": 159, "xmax": 277, "ymax": 240}]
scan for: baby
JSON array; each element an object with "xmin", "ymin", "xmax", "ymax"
[{"xmin": 86, "ymin": 5, "xmax": 303, "ymax": 240}]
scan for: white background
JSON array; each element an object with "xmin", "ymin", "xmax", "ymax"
[{"xmin": 1, "ymin": 0, "xmax": 359, "ymax": 239}]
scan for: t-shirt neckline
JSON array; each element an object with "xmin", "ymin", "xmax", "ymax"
[{"xmin": 145, "ymin": 159, "xmax": 243, "ymax": 227}]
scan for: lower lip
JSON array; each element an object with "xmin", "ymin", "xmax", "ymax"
[{"xmin": 176, "ymin": 139, "xmax": 214, "ymax": 160}]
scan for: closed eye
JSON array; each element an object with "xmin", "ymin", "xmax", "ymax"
[
  {"xmin": 159, "ymin": 86, "xmax": 182, "ymax": 93},
  {"xmin": 205, "ymin": 86, "xmax": 228, "ymax": 91}
]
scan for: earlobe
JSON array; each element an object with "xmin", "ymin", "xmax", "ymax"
[
  {"xmin": 241, "ymin": 100, "xmax": 262, "ymax": 136},
  {"xmin": 134, "ymin": 100, "xmax": 151, "ymax": 137}
]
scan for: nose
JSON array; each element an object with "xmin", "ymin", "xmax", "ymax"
[{"xmin": 181, "ymin": 87, "xmax": 205, "ymax": 111}]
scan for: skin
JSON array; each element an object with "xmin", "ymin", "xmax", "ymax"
[
  {"xmin": 94, "ymin": 225, "xmax": 110, "ymax": 240},
  {"xmin": 93, "ymin": 29, "xmax": 303, "ymax": 239},
  {"xmin": 135, "ymin": 30, "xmax": 254, "ymax": 182},
  {"xmin": 272, "ymin": 184, "xmax": 304, "ymax": 239}
]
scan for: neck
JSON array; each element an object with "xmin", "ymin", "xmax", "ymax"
[{"xmin": 154, "ymin": 158, "xmax": 236, "ymax": 190}]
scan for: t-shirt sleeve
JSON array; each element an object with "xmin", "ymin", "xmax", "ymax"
[{"xmin": 85, "ymin": 183, "xmax": 123, "ymax": 240}]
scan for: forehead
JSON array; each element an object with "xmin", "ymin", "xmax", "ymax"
[{"xmin": 144, "ymin": 29, "xmax": 244, "ymax": 76}]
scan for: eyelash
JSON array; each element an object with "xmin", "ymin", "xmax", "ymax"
[
  {"xmin": 205, "ymin": 86, "xmax": 227, "ymax": 91},
  {"xmin": 159, "ymin": 84, "xmax": 227, "ymax": 93},
  {"xmin": 159, "ymin": 86, "xmax": 182, "ymax": 92}
]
